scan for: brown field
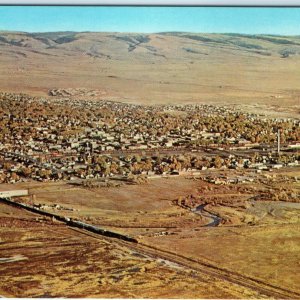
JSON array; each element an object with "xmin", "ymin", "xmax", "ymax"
[
  {"xmin": 0, "ymin": 202, "xmax": 268, "ymax": 299},
  {"xmin": 1, "ymin": 168, "xmax": 299, "ymax": 298}
]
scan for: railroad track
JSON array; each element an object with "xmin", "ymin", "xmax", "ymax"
[
  {"xmin": 70, "ymin": 227, "xmax": 300, "ymax": 299},
  {"xmin": 2, "ymin": 197, "xmax": 299, "ymax": 299},
  {"xmin": 133, "ymin": 242, "xmax": 300, "ymax": 300}
]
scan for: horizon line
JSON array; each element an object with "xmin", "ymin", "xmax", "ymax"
[{"xmin": 1, "ymin": 30, "xmax": 300, "ymax": 36}]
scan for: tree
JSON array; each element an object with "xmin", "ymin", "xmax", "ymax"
[
  {"xmin": 213, "ymin": 156, "xmax": 223, "ymax": 169},
  {"xmin": 10, "ymin": 172, "xmax": 19, "ymax": 182},
  {"xmin": 20, "ymin": 167, "xmax": 32, "ymax": 177}
]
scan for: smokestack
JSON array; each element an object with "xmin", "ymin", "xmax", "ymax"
[{"xmin": 277, "ymin": 129, "xmax": 280, "ymax": 156}]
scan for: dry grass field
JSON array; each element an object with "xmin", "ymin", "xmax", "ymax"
[
  {"xmin": 1, "ymin": 168, "xmax": 299, "ymax": 298},
  {"xmin": 0, "ymin": 202, "xmax": 267, "ymax": 298}
]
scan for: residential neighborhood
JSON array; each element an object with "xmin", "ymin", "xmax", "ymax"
[{"xmin": 0, "ymin": 92, "xmax": 299, "ymax": 183}]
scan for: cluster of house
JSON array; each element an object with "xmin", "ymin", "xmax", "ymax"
[{"xmin": 0, "ymin": 92, "xmax": 299, "ymax": 183}]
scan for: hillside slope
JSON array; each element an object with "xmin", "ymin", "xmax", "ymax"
[{"xmin": 0, "ymin": 31, "xmax": 300, "ymax": 110}]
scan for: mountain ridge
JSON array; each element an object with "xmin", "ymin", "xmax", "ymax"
[{"xmin": 0, "ymin": 30, "xmax": 299, "ymax": 112}]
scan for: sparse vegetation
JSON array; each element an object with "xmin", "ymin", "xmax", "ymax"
[{"xmin": 0, "ymin": 30, "xmax": 300, "ymax": 299}]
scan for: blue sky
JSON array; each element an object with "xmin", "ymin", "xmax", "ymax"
[{"xmin": 0, "ymin": 6, "xmax": 300, "ymax": 35}]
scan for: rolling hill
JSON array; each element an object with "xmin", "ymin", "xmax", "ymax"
[{"xmin": 0, "ymin": 31, "xmax": 300, "ymax": 112}]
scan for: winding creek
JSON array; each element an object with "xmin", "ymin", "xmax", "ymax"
[
  {"xmin": 191, "ymin": 204, "xmax": 222, "ymax": 227},
  {"xmin": 191, "ymin": 200, "xmax": 300, "ymax": 227}
]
